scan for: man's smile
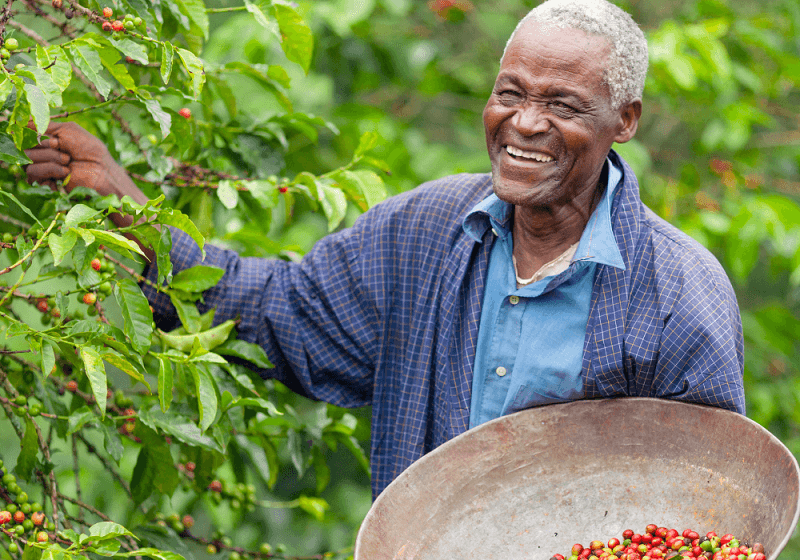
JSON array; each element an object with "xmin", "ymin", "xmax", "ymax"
[{"xmin": 504, "ymin": 144, "xmax": 556, "ymax": 163}]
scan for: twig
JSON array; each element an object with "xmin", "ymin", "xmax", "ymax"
[
  {"xmin": 72, "ymin": 435, "xmax": 85, "ymax": 529},
  {"xmin": 0, "ymin": 0, "xmax": 16, "ymax": 46}
]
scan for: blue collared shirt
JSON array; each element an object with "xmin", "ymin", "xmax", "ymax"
[{"xmin": 464, "ymin": 158, "xmax": 625, "ymax": 427}]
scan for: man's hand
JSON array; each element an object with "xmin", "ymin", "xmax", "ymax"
[
  {"xmin": 25, "ymin": 121, "xmax": 155, "ymax": 262},
  {"xmin": 25, "ymin": 122, "xmax": 149, "ymax": 222}
]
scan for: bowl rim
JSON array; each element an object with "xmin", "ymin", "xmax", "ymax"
[{"xmin": 355, "ymin": 397, "xmax": 800, "ymax": 559}]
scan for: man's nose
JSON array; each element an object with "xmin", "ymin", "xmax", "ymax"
[{"xmin": 511, "ymin": 103, "xmax": 550, "ymax": 136}]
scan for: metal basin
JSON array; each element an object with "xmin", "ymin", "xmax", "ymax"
[{"xmin": 355, "ymin": 398, "xmax": 800, "ymax": 560}]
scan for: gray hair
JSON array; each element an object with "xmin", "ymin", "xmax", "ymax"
[{"xmin": 502, "ymin": 0, "xmax": 648, "ymax": 109}]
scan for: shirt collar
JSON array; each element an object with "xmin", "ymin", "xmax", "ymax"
[{"xmin": 462, "ymin": 155, "xmax": 626, "ymax": 270}]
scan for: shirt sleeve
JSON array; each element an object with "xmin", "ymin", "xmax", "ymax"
[
  {"xmin": 645, "ymin": 229, "xmax": 746, "ymax": 413},
  {"xmin": 140, "ymin": 222, "xmax": 382, "ymax": 408}
]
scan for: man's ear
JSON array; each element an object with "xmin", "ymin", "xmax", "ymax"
[{"xmin": 613, "ymin": 99, "xmax": 642, "ymax": 144}]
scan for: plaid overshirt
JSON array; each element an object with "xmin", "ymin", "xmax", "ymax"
[{"xmin": 143, "ymin": 150, "xmax": 745, "ymax": 499}]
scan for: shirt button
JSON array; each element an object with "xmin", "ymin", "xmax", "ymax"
[
  {"xmin": 509, "ymin": 295, "xmax": 519, "ymax": 305},
  {"xmin": 495, "ymin": 366, "xmax": 507, "ymax": 377}
]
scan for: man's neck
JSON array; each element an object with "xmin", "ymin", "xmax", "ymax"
[{"xmin": 511, "ymin": 183, "xmax": 604, "ymax": 279}]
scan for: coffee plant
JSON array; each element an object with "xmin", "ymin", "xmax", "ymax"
[{"xmin": 0, "ymin": 0, "xmax": 384, "ymax": 558}]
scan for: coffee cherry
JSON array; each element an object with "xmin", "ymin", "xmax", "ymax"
[
  {"xmin": 258, "ymin": 543, "xmax": 272, "ymax": 555},
  {"xmin": 83, "ymin": 292, "xmax": 97, "ymax": 305},
  {"xmin": 181, "ymin": 514, "xmax": 194, "ymax": 529},
  {"xmin": 279, "ymin": 186, "xmax": 289, "ymax": 193},
  {"xmin": 66, "ymin": 380, "xmax": 78, "ymax": 392},
  {"xmin": 31, "ymin": 512, "xmax": 44, "ymax": 526},
  {"xmin": 36, "ymin": 300, "xmax": 49, "ymax": 313},
  {"xmin": 99, "ymin": 281, "xmax": 112, "ymax": 295},
  {"xmin": 102, "ymin": 6, "xmax": 112, "ymax": 17},
  {"xmin": 206, "ymin": 545, "xmax": 217, "ymax": 555},
  {"xmin": 208, "ymin": 480, "xmax": 222, "ymax": 492},
  {"xmin": 13, "ymin": 511, "xmax": 25, "ymax": 523},
  {"xmin": 16, "ymin": 491, "xmax": 27, "ymax": 504},
  {"xmin": 22, "ymin": 519, "xmax": 33, "ymax": 531},
  {"xmin": 0, "ymin": 48, "xmax": 8, "ymax": 60},
  {"xmin": 102, "ymin": 21, "xmax": 113, "ymax": 32},
  {"xmin": 0, "ymin": 511, "xmax": 11, "ymax": 524},
  {"xmin": 179, "ymin": 108, "xmax": 191, "ymax": 119},
  {"xmin": 8, "ymin": 542, "xmax": 18, "ymax": 554},
  {"xmin": 91, "ymin": 258, "xmax": 102, "ymax": 271},
  {"xmin": 111, "ymin": 20, "xmax": 124, "ymax": 31},
  {"xmin": 5, "ymin": 38, "xmax": 18, "ymax": 50},
  {"xmin": 36, "ymin": 531, "xmax": 48, "ymax": 543}
]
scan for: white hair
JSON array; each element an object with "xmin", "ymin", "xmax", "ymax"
[{"xmin": 502, "ymin": 0, "xmax": 648, "ymax": 109}]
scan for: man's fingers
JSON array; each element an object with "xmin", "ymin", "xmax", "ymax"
[
  {"xmin": 26, "ymin": 161, "xmax": 71, "ymax": 184},
  {"xmin": 25, "ymin": 147, "xmax": 70, "ymax": 165}
]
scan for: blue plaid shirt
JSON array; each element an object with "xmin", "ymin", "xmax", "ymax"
[{"xmin": 143, "ymin": 150, "xmax": 745, "ymax": 499}]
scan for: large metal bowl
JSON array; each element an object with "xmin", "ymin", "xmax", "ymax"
[{"xmin": 355, "ymin": 398, "xmax": 800, "ymax": 560}]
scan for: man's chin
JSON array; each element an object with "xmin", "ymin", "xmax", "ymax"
[{"xmin": 491, "ymin": 174, "xmax": 557, "ymax": 208}]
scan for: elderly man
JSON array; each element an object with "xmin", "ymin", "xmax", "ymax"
[{"xmin": 25, "ymin": 0, "xmax": 744, "ymax": 499}]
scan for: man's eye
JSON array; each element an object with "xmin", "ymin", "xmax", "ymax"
[
  {"xmin": 550, "ymin": 101, "xmax": 576, "ymax": 112},
  {"xmin": 498, "ymin": 90, "xmax": 521, "ymax": 98}
]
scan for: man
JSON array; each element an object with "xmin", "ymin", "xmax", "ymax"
[{"xmin": 25, "ymin": 0, "xmax": 744, "ymax": 499}]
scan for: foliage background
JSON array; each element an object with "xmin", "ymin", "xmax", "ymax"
[{"xmin": 1, "ymin": 0, "xmax": 800, "ymax": 558}]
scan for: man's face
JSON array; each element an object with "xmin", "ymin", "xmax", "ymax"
[{"xmin": 483, "ymin": 22, "xmax": 637, "ymax": 209}]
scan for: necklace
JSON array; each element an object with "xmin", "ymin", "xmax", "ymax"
[{"xmin": 512, "ymin": 242, "xmax": 578, "ymax": 286}]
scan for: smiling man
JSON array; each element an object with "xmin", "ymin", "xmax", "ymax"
[{"xmin": 25, "ymin": 0, "xmax": 744, "ymax": 499}]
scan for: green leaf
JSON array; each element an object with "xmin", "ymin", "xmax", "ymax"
[
  {"xmin": 138, "ymin": 407, "xmax": 223, "ymax": 452},
  {"xmin": 159, "ymin": 320, "xmax": 235, "ymax": 352},
  {"xmin": 189, "ymin": 364, "xmax": 217, "ymax": 433},
  {"xmin": 121, "ymin": 548, "xmax": 185, "ymax": 560},
  {"xmin": 41, "ymin": 339, "xmax": 56, "ymax": 378},
  {"xmin": 36, "ymin": 45, "xmax": 72, "ymax": 92},
  {"xmin": 173, "ymin": 0, "xmax": 209, "ymax": 39},
  {"xmin": 0, "ymin": 131, "xmax": 32, "ymax": 164},
  {"xmin": 18, "ymin": 67, "xmax": 62, "ymax": 107},
  {"xmin": 170, "ymin": 265, "xmax": 225, "ymax": 292},
  {"xmin": 274, "ymin": 3, "xmax": 313, "ymax": 73},
  {"xmin": 48, "ymin": 229, "xmax": 78, "ymax": 266},
  {"xmin": 217, "ymin": 180, "xmax": 239, "ymax": 209},
  {"xmin": 243, "ymin": 180, "xmax": 279, "ymax": 209},
  {"xmin": 69, "ymin": 41, "xmax": 113, "ymax": 98},
  {"xmin": 115, "ymin": 278, "xmax": 154, "ymax": 354},
  {"xmin": 157, "ymin": 208, "xmax": 205, "ymax": 257},
  {"xmin": 216, "ymin": 339, "xmax": 273, "ymax": 369},
  {"xmin": 84, "ymin": 228, "xmax": 146, "ymax": 258},
  {"xmin": 97, "ymin": 45, "xmax": 136, "ymax": 92},
  {"xmin": 354, "ymin": 130, "xmax": 379, "ymax": 158},
  {"xmin": 140, "ymin": 97, "xmax": 172, "ymax": 139},
  {"xmin": 297, "ymin": 495, "xmax": 328, "ymax": 522},
  {"xmin": 15, "ymin": 418, "xmax": 39, "ymax": 481},
  {"xmin": 100, "ymin": 421, "xmax": 124, "ymax": 463},
  {"xmin": 243, "ymin": 0, "xmax": 279, "ymax": 37},
  {"xmin": 9, "ymin": 77, "xmax": 30, "ymax": 148},
  {"xmin": 110, "ymin": 37, "xmax": 148, "ymax": 65},
  {"xmin": 130, "ymin": 431, "xmax": 179, "ymax": 504},
  {"xmin": 222, "ymin": 396, "xmax": 280, "ymax": 416},
  {"xmin": 65, "ymin": 204, "xmax": 100, "ymax": 227},
  {"xmin": 67, "ymin": 406, "xmax": 96, "ymax": 435},
  {"xmin": 318, "ymin": 182, "xmax": 347, "ymax": 231},
  {"xmin": 101, "ymin": 349, "xmax": 150, "ymax": 390},
  {"xmin": 157, "ymin": 357, "xmax": 174, "ymax": 412},
  {"xmin": 312, "ymin": 445, "xmax": 331, "ymax": 493},
  {"xmin": 21, "ymin": 541, "xmax": 42, "ymax": 560},
  {"xmin": 170, "ymin": 294, "xmax": 202, "ymax": 333},
  {"xmin": 80, "ymin": 347, "xmax": 107, "ymax": 418},
  {"xmin": 160, "ymin": 44, "xmax": 174, "ymax": 84},
  {"xmin": 176, "ymin": 48, "xmax": 205, "ymax": 98},
  {"xmin": 88, "ymin": 521, "xmax": 136, "ymax": 541}
]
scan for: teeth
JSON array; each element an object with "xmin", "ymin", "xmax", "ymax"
[{"xmin": 506, "ymin": 145, "xmax": 554, "ymax": 162}]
